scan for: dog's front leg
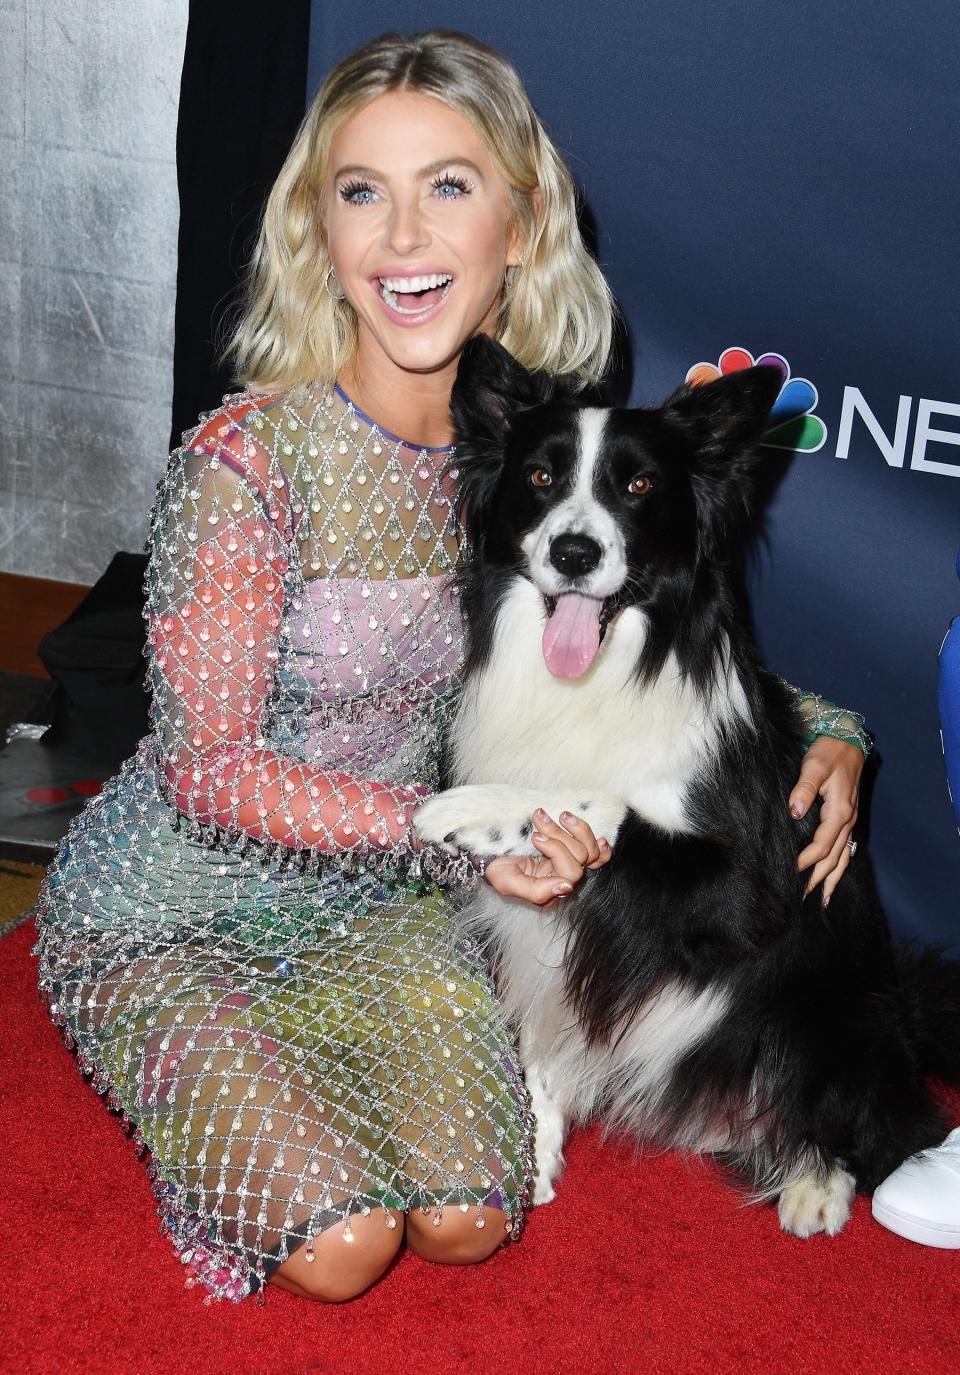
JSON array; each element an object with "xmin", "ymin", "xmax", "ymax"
[
  {"xmin": 414, "ymin": 784, "xmax": 628, "ymax": 857},
  {"xmin": 525, "ymin": 1054, "xmax": 568, "ymax": 1205}
]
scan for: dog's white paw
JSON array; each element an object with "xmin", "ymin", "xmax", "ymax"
[
  {"xmin": 532, "ymin": 1169, "xmax": 561, "ymax": 1206},
  {"xmin": 528, "ymin": 1064, "xmax": 566, "ymax": 1206},
  {"xmin": 414, "ymin": 785, "xmax": 537, "ymax": 856},
  {"xmin": 414, "ymin": 785, "xmax": 627, "ymax": 857},
  {"xmin": 531, "ymin": 1126, "xmax": 565, "ymax": 1205},
  {"xmin": 777, "ymin": 1165, "xmax": 855, "ymax": 1238}
]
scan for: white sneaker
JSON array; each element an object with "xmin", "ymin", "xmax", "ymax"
[{"xmin": 872, "ymin": 1127, "xmax": 960, "ymax": 1248}]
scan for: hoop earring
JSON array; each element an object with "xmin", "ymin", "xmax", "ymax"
[
  {"xmin": 505, "ymin": 257, "xmax": 523, "ymax": 286},
  {"xmin": 324, "ymin": 265, "xmax": 345, "ymax": 300}
]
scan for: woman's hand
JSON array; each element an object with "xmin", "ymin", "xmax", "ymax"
[
  {"xmin": 483, "ymin": 808, "xmax": 612, "ymax": 907},
  {"xmin": 789, "ymin": 736, "xmax": 864, "ymax": 903}
]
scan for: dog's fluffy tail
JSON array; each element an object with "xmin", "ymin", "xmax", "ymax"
[{"xmin": 895, "ymin": 944, "xmax": 960, "ymax": 1083}]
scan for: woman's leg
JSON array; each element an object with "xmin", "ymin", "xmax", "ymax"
[
  {"xmin": 271, "ymin": 1201, "xmax": 510, "ymax": 1303},
  {"xmin": 354, "ymin": 900, "xmax": 534, "ymax": 1254},
  {"xmin": 268, "ymin": 1201, "xmax": 505, "ymax": 1302},
  {"xmin": 48, "ymin": 890, "xmax": 532, "ymax": 1299},
  {"xmin": 405, "ymin": 1204, "xmax": 508, "ymax": 1264},
  {"xmin": 269, "ymin": 1207, "xmax": 403, "ymax": 1300},
  {"xmin": 63, "ymin": 941, "xmax": 403, "ymax": 1292}
]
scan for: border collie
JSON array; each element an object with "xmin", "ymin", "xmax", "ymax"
[{"xmin": 414, "ymin": 335, "xmax": 960, "ymax": 1237}]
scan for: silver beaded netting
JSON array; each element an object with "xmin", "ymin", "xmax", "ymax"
[{"xmin": 34, "ymin": 382, "xmax": 535, "ymax": 1303}]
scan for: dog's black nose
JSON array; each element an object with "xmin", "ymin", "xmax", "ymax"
[{"xmin": 549, "ymin": 533, "xmax": 603, "ymax": 576}]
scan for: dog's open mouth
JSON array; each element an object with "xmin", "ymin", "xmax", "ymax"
[{"xmin": 541, "ymin": 593, "xmax": 620, "ymax": 679}]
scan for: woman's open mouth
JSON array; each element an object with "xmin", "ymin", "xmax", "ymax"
[{"xmin": 376, "ymin": 272, "xmax": 454, "ymax": 322}]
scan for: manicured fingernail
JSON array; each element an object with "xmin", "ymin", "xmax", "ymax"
[
  {"xmin": 534, "ymin": 808, "xmax": 547, "ymax": 819},
  {"xmin": 599, "ymin": 837, "xmax": 610, "ymax": 848},
  {"xmin": 821, "ymin": 892, "xmax": 831, "ymax": 908},
  {"xmin": 532, "ymin": 832, "xmax": 547, "ymax": 844},
  {"xmin": 559, "ymin": 811, "xmax": 573, "ymax": 823},
  {"xmin": 790, "ymin": 801, "xmax": 805, "ymax": 819},
  {"xmin": 553, "ymin": 882, "xmax": 572, "ymax": 895}
]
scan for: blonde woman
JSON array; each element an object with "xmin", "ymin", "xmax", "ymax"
[{"xmin": 35, "ymin": 29, "xmax": 867, "ymax": 1305}]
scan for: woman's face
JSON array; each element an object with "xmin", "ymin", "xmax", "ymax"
[{"xmin": 323, "ymin": 90, "xmax": 522, "ymax": 380}]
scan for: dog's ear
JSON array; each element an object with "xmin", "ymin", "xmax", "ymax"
[
  {"xmin": 450, "ymin": 335, "xmax": 555, "ymax": 445},
  {"xmin": 661, "ymin": 365, "xmax": 783, "ymax": 464},
  {"xmin": 450, "ymin": 337, "xmax": 556, "ymax": 545},
  {"xmin": 661, "ymin": 366, "xmax": 784, "ymax": 560}
]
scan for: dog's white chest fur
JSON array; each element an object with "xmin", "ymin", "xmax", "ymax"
[
  {"xmin": 414, "ymin": 578, "xmax": 750, "ymax": 860},
  {"xmin": 411, "ymin": 576, "xmax": 751, "ymax": 1211},
  {"xmin": 451, "ymin": 579, "xmax": 734, "ymax": 833}
]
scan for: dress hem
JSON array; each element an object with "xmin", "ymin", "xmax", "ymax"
[{"xmin": 33, "ymin": 929, "xmax": 535, "ymax": 1306}]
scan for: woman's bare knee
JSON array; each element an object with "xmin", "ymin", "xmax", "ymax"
[
  {"xmin": 269, "ymin": 1208, "xmax": 402, "ymax": 1301},
  {"xmin": 406, "ymin": 1205, "xmax": 508, "ymax": 1265}
]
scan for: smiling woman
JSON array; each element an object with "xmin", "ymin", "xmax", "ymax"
[
  {"xmin": 228, "ymin": 31, "xmax": 614, "ymax": 407},
  {"xmin": 34, "ymin": 29, "xmax": 622, "ymax": 1308},
  {"xmin": 324, "ymin": 91, "xmax": 524, "ymax": 429}
]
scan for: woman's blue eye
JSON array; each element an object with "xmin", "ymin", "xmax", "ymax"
[
  {"xmin": 340, "ymin": 181, "xmax": 377, "ymax": 206},
  {"xmin": 432, "ymin": 174, "xmax": 471, "ymax": 200}
]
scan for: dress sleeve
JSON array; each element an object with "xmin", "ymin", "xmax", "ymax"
[
  {"xmin": 146, "ymin": 408, "xmax": 429, "ymax": 861},
  {"xmin": 782, "ymin": 681, "xmax": 872, "ymax": 756}
]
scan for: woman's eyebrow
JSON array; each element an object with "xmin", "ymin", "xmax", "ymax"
[
  {"xmin": 418, "ymin": 157, "xmax": 485, "ymax": 179},
  {"xmin": 331, "ymin": 164, "xmax": 379, "ymax": 182},
  {"xmin": 332, "ymin": 157, "xmax": 486, "ymax": 181}
]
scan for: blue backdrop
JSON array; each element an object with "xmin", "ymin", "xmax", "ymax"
[{"xmin": 308, "ymin": 2, "xmax": 960, "ymax": 948}]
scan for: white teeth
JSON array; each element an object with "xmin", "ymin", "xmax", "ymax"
[
  {"xmin": 378, "ymin": 274, "xmax": 453, "ymax": 315},
  {"xmin": 379, "ymin": 273, "xmax": 453, "ymax": 293}
]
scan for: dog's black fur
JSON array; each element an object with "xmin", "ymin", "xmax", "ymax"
[{"xmin": 439, "ymin": 335, "xmax": 960, "ymax": 1204}]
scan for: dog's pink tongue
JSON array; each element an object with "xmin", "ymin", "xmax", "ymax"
[{"xmin": 542, "ymin": 593, "xmax": 603, "ymax": 678}]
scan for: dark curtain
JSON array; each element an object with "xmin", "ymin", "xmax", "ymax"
[{"xmin": 170, "ymin": 0, "xmax": 312, "ymax": 448}]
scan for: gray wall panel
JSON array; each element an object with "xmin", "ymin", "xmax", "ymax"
[
  {"xmin": 0, "ymin": 264, "xmax": 21, "ymax": 384},
  {"xmin": 2, "ymin": 490, "xmax": 150, "ymax": 585},
  {"xmin": 19, "ymin": 268, "xmax": 178, "ymax": 401},
  {"xmin": 0, "ymin": 136, "xmax": 24, "ymax": 266},
  {"xmin": 16, "ymin": 381, "xmax": 170, "ymax": 512},
  {"xmin": 23, "ymin": 146, "xmax": 180, "ymax": 280},
  {"xmin": 0, "ymin": 384, "xmax": 16, "ymax": 494},
  {"xmin": 0, "ymin": 5, "xmax": 25, "ymax": 143},
  {"xmin": 1, "ymin": 0, "xmax": 188, "ymax": 584}
]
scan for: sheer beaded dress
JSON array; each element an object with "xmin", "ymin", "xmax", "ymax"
[{"xmin": 35, "ymin": 382, "xmax": 535, "ymax": 1303}]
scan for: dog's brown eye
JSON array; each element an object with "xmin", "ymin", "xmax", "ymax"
[
  {"xmin": 628, "ymin": 475, "xmax": 652, "ymax": 496},
  {"xmin": 530, "ymin": 468, "xmax": 553, "ymax": 489}
]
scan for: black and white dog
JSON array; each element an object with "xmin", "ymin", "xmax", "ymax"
[{"xmin": 414, "ymin": 335, "xmax": 960, "ymax": 1237}]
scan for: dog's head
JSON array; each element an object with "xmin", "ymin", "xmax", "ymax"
[{"xmin": 451, "ymin": 336, "xmax": 782, "ymax": 678}]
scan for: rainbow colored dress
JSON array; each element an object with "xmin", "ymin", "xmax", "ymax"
[{"xmin": 34, "ymin": 383, "xmax": 535, "ymax": 1302}]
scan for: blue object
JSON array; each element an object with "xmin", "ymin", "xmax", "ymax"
[{"xmin": 939, "ymin": 552, "xmax": 960, "ymax": 833}]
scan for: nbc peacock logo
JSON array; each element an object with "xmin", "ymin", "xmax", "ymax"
[{"xmin": 686, "ymin": 347, "xmax": 827, "ymax": 452}]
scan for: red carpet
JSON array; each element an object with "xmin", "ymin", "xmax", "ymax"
[{"xmin": 4, "ymin": 917, "xmax": 958, "ymax": 1375}]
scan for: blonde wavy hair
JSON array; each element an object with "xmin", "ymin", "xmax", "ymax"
[{"xmin": 227, "ymin": 29, "xmax": 615, "ymax": 391}]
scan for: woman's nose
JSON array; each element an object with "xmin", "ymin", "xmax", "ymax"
[{"xmin": 384, "ymin": 195, "xmax": 430, "ymax": 256}]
